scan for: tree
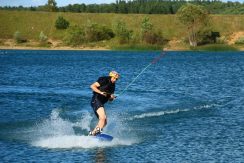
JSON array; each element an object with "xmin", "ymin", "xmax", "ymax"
[
  {"xmin": 176, "ymin": 4, "xmax": 210, "ymax": 47},
  {"xmin": 113, "ymin": 20, "xmax": 133, "ymax": 44},
  {"xmin": 118, "ymin": 0, "xmax": 128, "ymax": 13},
  {"xmin": 141, "ymin": 17, "xmax": 153, "ymax": 34},
  {"xmin": 47, "ymin": 0, "xmax": 57, "ymax": 12},
  {"xmin": 140, "ymin": 17, "xmax": 164, "ymax": 45}
]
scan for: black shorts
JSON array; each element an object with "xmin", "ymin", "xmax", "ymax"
[{"xmin": 91, "ymin": 96, "xmax": 104, "ymax": 119}]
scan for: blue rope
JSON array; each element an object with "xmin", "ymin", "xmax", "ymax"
[
  {"xmin": 116, "ymin": 63, "xmax": 152, "ymax": 97},
  {"xmin": 116, "ymin": 52, "xmax": 166, "ymax": 98}
]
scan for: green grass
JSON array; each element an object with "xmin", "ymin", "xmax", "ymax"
[
  {"xmin": 0, "ymin": 11, "xmax": 183, "ymax": 40},
  {"xmin": 192, "ymin": 44, "xmax": 239, "ymax": 51},
  {"xmin": 211, "ymin": 15, "xmax": 244, "ymax": 35},
  {"xmin": 1, "ymin": 10, "xmax": 244, "ymax": 50}
]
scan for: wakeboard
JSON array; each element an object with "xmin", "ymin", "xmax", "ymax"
[{"xmin": 95, "ymin": 133, "xmax": 113, "ymax": 141}]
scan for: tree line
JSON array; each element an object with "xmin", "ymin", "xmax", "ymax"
[{"xmin": 1, "ymin": 0, "xmax": 244, "ymax": 14}]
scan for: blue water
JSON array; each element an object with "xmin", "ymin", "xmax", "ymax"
[{"xmin": 0, "ymin": 50, "xmax": 244, "ymax": 162}]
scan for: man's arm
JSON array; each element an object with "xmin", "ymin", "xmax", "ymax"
[{"xmin": 90, "ymin": 82, "xmax": 107, "ymax": 96}]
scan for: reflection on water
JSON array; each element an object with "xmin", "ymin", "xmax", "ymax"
[{"xmin": 95, "ymin": 148, "xmax": 106, "ymax": 163}]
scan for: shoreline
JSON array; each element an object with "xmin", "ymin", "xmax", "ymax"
[
  {"xmin": 0, "ymin": 45, "xmax": 110, "ymax": 51},
  {"xmin": 1, "ymin": 39, "xmax": 243, "ymax": 51},
  {"xmin": 0, "ymin": 39, "xmax": 184, "ymax": 51},
  {"xmin": 0, "ymin": 43, "xmax": 189, "ymax": 51},
  {"xmin": 0, "ymin": 46, "xmax": 184, "ymax": 51},
  {"xmin": 1, "ymin": 45, "xmax": 243, "ymax": 51}
]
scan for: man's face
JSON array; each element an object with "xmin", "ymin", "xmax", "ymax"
[{"xmin": 111, "ymin": 77, "xmax": 118, "ymax": 83}]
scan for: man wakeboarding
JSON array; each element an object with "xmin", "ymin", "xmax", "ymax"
[{"xmin": 89, "ymin": 71, "xmax": 120, "ymax": 136}]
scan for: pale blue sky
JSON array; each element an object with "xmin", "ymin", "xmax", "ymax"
[
  {"xmin": 0, "ymin": 0, "xmax": 243, "ymax": 7},
  {"xmin": 0, "ymin": 0, "xmax": 115, "ymax": 7}
]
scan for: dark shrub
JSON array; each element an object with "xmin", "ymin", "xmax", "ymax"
[
  {"xmin": 142, "ymin": 31, "xmax": 163, "ymax": 45},
  {"xmin": 85, "ymin": 23, "xmax": 114, "ymax": 42},
  {"xmin": 198, "ymin": 30, "xmax": 220, "ymax": 45},
  {"xmin": 55, "ymin": 16, "xmax": 70, "ymax": 29},
  {"xmin": 13, "ymin": 31, "xmax": 27, "ymax": 43},
  {"xmin": 63, "ymin": 25, "xmax": 85, "ymax": 46}
]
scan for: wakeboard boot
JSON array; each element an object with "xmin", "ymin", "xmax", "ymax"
[{"xmin": 88, "ymin": 127, "xmax": 103, "ymax": 136}]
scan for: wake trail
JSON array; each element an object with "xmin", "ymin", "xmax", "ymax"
[{"xmin": 129, "ymin": 103, "xmax": 218, "ymax": 120}]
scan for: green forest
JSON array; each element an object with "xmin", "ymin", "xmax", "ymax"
[{"xmin": 1, "ymin": 0, "xmax": 244, "ymax": 15}]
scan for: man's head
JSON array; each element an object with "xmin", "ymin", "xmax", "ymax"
[{"xmin": 109, "ymin": 71, "xmax": 120, "ymax": 83}]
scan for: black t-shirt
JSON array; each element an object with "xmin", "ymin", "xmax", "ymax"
[{"xmin": 93, "ymin": 76, "xmax": 115, "ymax": 104}]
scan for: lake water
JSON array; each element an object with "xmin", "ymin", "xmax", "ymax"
[{"xmin": 0, "ymin": 50, "xmax": 244, "ymax": 162}]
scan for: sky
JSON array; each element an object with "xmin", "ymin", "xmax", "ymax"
[
  {"xmin": 0, "ymin": 0, "xmax": 115, "ymax": 7},
  {"xmin": 0, "ymin": 0, "xmax": 243, "ymax": 7}
]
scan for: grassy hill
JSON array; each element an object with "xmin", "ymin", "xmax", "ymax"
[
  {"xmin": 0, "ymin": 10, "xmax": 181, "ymax": 39},
  {"xmin": 1, "ymin": 10, "xmax": 244, "ymax": 50}
]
